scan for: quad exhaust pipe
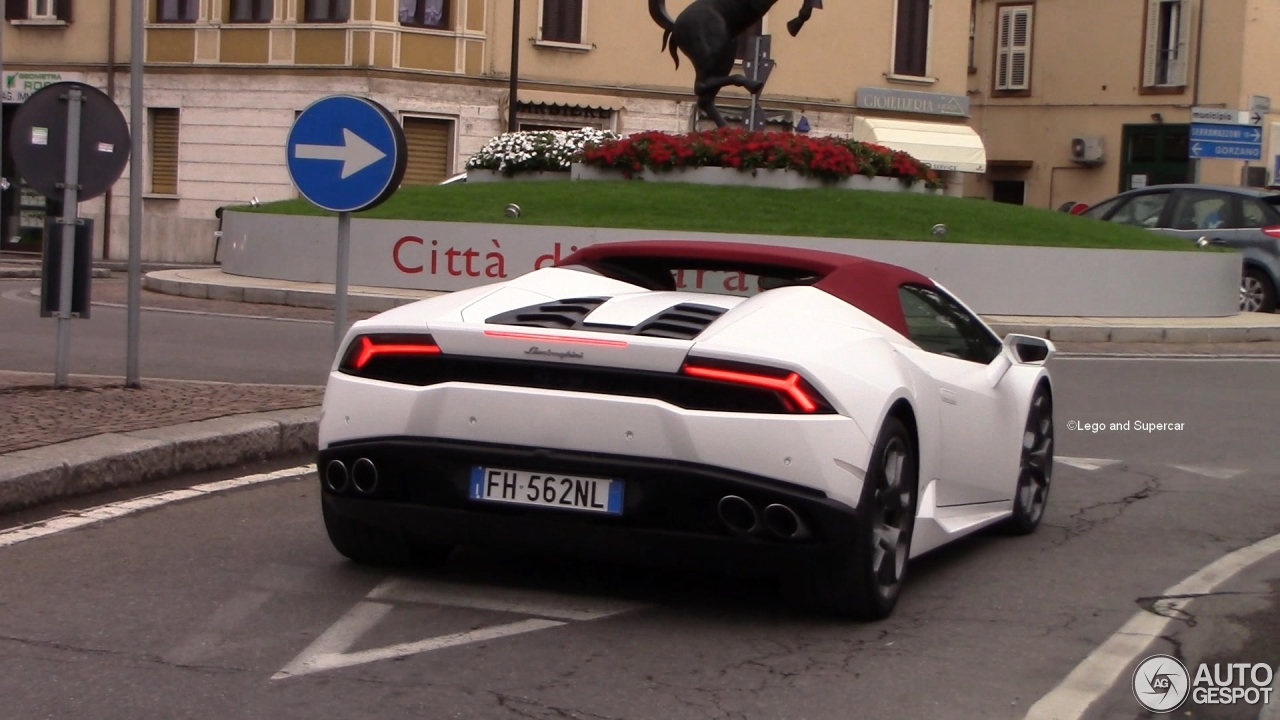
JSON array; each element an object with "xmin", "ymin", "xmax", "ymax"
[
  {"xmin": 717, "ymin": 495, "xmax": 759, "ymax": 534},
  {"xmin": 762, "ymin": 503, "xmax": 810, "ymax": 540},
  {"xmin": 351, "ymin": 458, "xmax": 379, "ymax": 495},
  {"xmin": 717, "ymin": 496, "xmax": 810, "ymax": 540},
  {"xmin": 325, "ymin": 460, "xmax": 349, "ymax": 493}
]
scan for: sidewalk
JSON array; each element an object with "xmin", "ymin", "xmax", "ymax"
[
  {"xmin": 3, "ymin": 261, "xmax": 1279, "ymax": 518},
  {"xmin": 0, "ymin": 371, "xmax": 321, "ymax": 515}
]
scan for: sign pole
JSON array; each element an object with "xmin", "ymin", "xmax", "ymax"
[
  {"xmin": 127, "ymin": 0, "xmax": 144, "ymax": 388},
  {"xmin": 54, "ymin": 87, "xmax": 85, "ymax": 388},
  {"xmin": 334, "ymin": 211, "xmax": 351, "ymax": 354}
]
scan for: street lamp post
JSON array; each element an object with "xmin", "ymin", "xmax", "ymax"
[{"xmin": 508, "ymin": 0, "xmax": 520, "ymax": 132}]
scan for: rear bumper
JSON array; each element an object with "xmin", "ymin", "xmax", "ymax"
[
  {"xmin": 318, "ymin": 373, "xmax": 873, "ymax": 509},
  {"xmin": 319, "ymin": 437, "xmax": 862, "ymax": 575}
]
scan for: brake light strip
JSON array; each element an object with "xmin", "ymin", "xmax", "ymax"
[
  {"xmin": 681, "ymin": 365, "xmax": 820, "ymax": 412},
  {"xmin": 353, "ymin": 336, "xmax": 441, "ymax": 369}
]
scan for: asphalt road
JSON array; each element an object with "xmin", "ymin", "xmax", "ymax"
[
  {"xmin": 1, "ymin": 278, "xmax": 333, "ymax": 385},
  {"xmin": 1, "ymin": 355, "xmax": 1278, "ymax": 719}
]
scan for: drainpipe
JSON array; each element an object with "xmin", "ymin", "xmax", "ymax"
[
  {"xmin": 508, "ymin": 0, "xmax": 521, "ymax": 132},
  {"xmin": 103, "ymin": 0, "xmax": 119, "ymax": 259},
  {"xmin": 1190, "ymin": 0, "xmax": 1206, "ymax": 183}
]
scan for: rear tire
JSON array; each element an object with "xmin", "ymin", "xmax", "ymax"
[
  {"xmin": 1001, "ymin": 384, "xmax": 1054, "ymax": 536},
  {"xmin": 789, "ymin": 416, "xmax": 918, "ymax": 620},
  {"xmin": 322, "ymin": 499, "xmax": 453, "ymax": 568},
  {"xmin": 1240, "ymin": 267, "xmax": 1277, "ymax": 313}
]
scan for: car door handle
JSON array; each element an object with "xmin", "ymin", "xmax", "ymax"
[{"xmin": 941, "ymin": 388, "xmax": 958, "ymax": 405}]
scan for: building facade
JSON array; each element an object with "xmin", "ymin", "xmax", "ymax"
[
  {"xmin": 969, "ymin": 0, "xmax": 1280, "ymax": 209},
  {"xmin": 3, "ymin": 0, "xmax": 988, "ymax": 262}
]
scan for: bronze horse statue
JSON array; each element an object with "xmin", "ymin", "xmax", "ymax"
[{"xmin": 649, "ymin": 0, "xmax": 823, "ymax": 128}]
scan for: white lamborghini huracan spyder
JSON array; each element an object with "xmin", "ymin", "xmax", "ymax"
[{"xmin": 317, "ymin": 241, "xmax": 1055, "ymax": 619}]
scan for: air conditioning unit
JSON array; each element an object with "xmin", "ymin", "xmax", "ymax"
[{"xmin": 1070, "ymin": 136, "xmax": 1105, "ymax": 165}]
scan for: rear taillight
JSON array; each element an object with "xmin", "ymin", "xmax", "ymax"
[
  {"xmin": 1262, "ymin": 225, "xmax": 1280, "ymax": 239},
  {"xmin": 681, "ymin": 360, "xmax": 833, "ymax": 414},
  {"xmin": 341, "ymin": 334, "xmax": 441, "ymax": 372}
]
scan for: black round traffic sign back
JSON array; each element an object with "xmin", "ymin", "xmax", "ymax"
[{"xmin": 9, "ymin": 81, "xmax": 131, "ymax": 202}]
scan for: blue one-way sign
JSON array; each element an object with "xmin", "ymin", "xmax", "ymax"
[
  {"xmin": 1190, "ymin": 122, "xmax": 1262, "ymax": 161},
  {"xmin": 287, "ymin": 96, "xmax": 407, "ymax": 213}
]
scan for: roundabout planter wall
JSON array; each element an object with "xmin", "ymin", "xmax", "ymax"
[
  {"xmin": 568, "ymin": 164, "xmax": 940, "ymax": 193},
  {"xmin": 220, "ymin": 212, "xmax": 1241, "ymax": 317}
]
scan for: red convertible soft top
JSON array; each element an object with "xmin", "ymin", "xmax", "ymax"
[{"xmin": 559, "ymin": 240, "xmax": 934, "ymax": 337}]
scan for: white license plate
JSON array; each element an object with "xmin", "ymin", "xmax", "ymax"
[{"xmin": 469, "ymin": 467, "xmax": 624, "ymax": 515}]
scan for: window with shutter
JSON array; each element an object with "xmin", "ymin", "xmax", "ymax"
[
  {"xmin": 540, "ymin": 0, "xmax": 583, "ymax": 44},
  {"xmin": 1143, "ymin": 0, "xmax": 1190, "ymax": 88},
  {"xmin": 399, "ymin": 0, "xmax": 448, "ymax": 28},
  {"xmin": 150, "ymin": 108, "xmax": 180, "ymax": 196},
  {"xmin": 230, "ymin": 0, "xmax": 272, "ymax": 22},
  {"xmin": 893, "ymin": 0, "xmax": 931, "ymax": 77},
  {"xmin": 6, "ymin": 0, "xmax": 29, "ymax": 20},
  {"xmin": 402, "ymin": 117, "xmax": 453, "ymax": 186},
  {"xmin": 156, "ymin": 0, "xmax": 197, "ymax": 22},
  {"xmin": 994, "ymin": 4, "xmax": 1032, "ymax": 92},
  {"xmin": 304, "ymin": 0, "xmax": 349, "ymax": 22}
]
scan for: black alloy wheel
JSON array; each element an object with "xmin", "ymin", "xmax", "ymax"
[
  {"xmin": 1004, "ymin": 384, "xmax": 1053, "ymax": 535},
  {"xmin": 1240, "ymin": 267, "xmax": 1277, "ymax": 313},
  {"xmin": 790, "ymin": 415, "xmax": 918, "ymax": 620}
]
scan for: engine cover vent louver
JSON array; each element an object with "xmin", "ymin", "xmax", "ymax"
[
  {"xmin": 485, "ymin": 297, "xmax": 609, "ymax": 329},
  {"xmin": 634, "ymin": 304, "xmax": 728, "ymax": 340},
  {"xmin": 487, "ymin": 299, "xmax": 728, "ymax": 340}
]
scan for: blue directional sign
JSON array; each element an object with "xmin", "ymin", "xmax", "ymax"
[
  {"xmin": 1190, "ymin": 122, "xmax": 1262, "ymax": 161},
  {"xmin": 286, "ymin": 95, "xmax": 407, "ymax": 213}
]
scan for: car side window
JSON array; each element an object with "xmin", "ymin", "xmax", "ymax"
[
  {"xmin": 1238, "ymin": 198, "xmax": 1275, "ymax": 228},
  {"xmin": 1078, "ymin": 197, "xmax": 1124, "ymax": 220},
  {"xmin": 898, "ymin": 285, "xmax": 1002, "ymax": 365},
  {"xmin": 1107, "ymin": 192, "xmax": 1171, "ymax": 228},
  {"xmin": 1169, "ymin": 190, "xmax": 1233, "ymax": 230}
]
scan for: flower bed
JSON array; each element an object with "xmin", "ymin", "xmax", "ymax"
[
  {"xmin": 580, "ymin": 128, "xmax": 943, "ymax": 189},
  {"xmin": 465, "ymin": 128, "xmax": 620, "ymax": 176}
]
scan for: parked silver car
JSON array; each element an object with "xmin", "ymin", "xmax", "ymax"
[{"xmin": 1079, "ymin": 184, "xmax": 1280, "ymax": 312}]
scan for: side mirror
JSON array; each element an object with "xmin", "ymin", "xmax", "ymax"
[{"xmin": 987, "ymin": 334, "xmax": 1056, "ymax": 387}]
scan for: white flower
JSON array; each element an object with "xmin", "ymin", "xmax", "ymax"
[{"xmin": 466, "ymin": 128, "xmax": 620, "ymax": 174}]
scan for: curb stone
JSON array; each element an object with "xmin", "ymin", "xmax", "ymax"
[{"xmin": 0, "ymin": 408, "xmax": 320, "ymax": 514}]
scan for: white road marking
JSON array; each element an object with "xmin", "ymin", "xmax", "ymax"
[
  {"xmin": 369, "ymin": 577, "xmax": 645, "ymax": 621},
  {"xmin": 1026, "ymin": 530, "xmax": 1280, "ymax": 720},
  {"xmin": 1169, "ymin": 464, "xmax": 1245, "ymax": 480},
  {"xmin": 1262, "ymin": 670, "xmax": 1280, "ymax": 720},
  {"xmin": 274, "ymin": 609, "xmax": 563, "ymax": 679},
  {"xmin": 165, "ymin": 589, "xmax": 275, "ymax": 665},
  {"xmin": 0, "ymin": 465, "xmax": 315, "ymax": 550},
  {"xmin": 1056, "ymin": 457, "xmax": 1122, "ymax": 471},
  {"xmin": 274, "ymin": 576, "xmax": 641, "ymax": 679}
]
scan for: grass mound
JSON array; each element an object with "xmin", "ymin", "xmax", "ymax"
[{"xmin": 242, "ymin": 180, "xmax": 1192, "ymax": 251}]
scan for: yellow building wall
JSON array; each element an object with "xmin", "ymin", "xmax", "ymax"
[
  {"xmin": 486, "ymin": 0, "xmax": 972, "ymax": 105},
  {"xmin": 220, "ymin": 30, "xmax": 271, "ymax": 64},
  {"xmin": 2, "ymin": 0, "xmax": 131, "ymax": 65}
]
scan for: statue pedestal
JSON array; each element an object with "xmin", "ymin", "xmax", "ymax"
[{"xmin": 569, "ymin": 164, "xmax": 940, "ymax": 194}]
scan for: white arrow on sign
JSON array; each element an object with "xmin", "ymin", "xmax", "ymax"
[
  {"xmin": 1191, "ymin": 142, "xmax": 1203, "ymax": 155},
  {"xmin": 294, "ymin": 128, "xmax": 387, "ymax": 180},
  {"xmin": 1250, "ymin": 128, "xmax": 1262, "ymax": 142}
]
